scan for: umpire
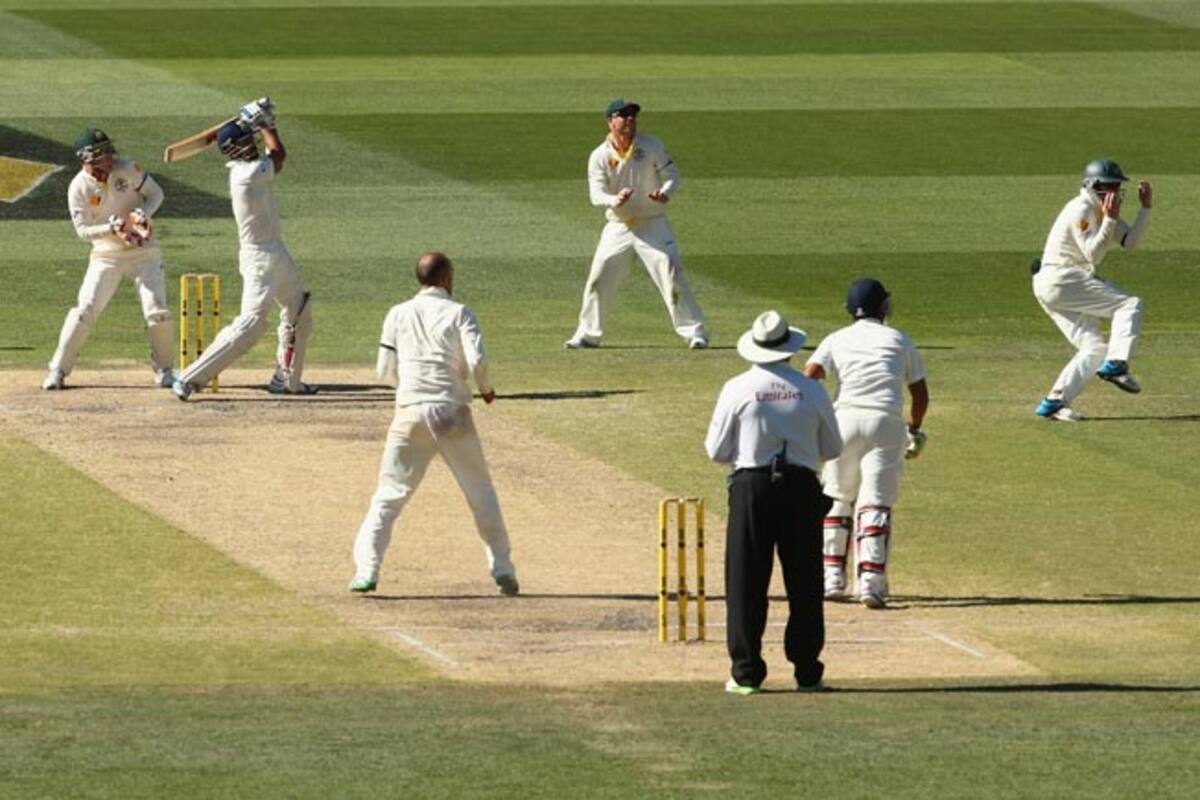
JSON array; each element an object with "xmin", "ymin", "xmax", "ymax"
[{"xmin": 706, "ymin": 311, "xmax": 842, "ymax": 694}]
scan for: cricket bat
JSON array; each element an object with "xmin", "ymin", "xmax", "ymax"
[{"xmin": 163, "ymin": 116, "xmax": 236, "ymax": 164}]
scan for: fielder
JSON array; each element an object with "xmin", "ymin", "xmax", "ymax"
[
  {"xmin": 43, "ymin": 129, "xmax": 173, "ymax": 391},
  {"xmin": 1033, "ymin": 159, "xmax": 1151, "ymax": 422},
  {"xmin": 172, "ymin": 98, "xmax": 315, "ymax": 400},
  {"xmin": 565, "ymin": 98, "xmax": 708, "ymax": 350},
  {"xmin": 804, "ymin": 279, "xmax": 928, "ymax": 609},
  {"xmin": 349, "ymin": 252, "xmax": 519, "ymax": 597}
]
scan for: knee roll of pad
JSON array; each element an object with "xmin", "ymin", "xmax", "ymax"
[{"xmin": 856, "ymin": 505, "xmax": 891, "ymax": 574}]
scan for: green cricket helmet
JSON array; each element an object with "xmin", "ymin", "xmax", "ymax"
[{"xmin": 75, "ymin": 128, "xmax": 116, "ymax": 163}]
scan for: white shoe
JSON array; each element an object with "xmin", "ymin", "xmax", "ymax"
[
  {"xmin": 823, "ymin": 566, "xmax": 847, "ymax": 600},
  {"xmin": 1051, "ymin": 406, "xmax": 1084, "ymax": 422},
  {"xmin": 41, "ymin": 369, "xmax": 65, "ymax": 391},
  {"xmin": 155, "ymin": 369, "xmax": 176, "ymax": 388},
  {"xmin": 564, "ymin": 335, "xmax": 599, "ymax": 349},
  {"xmin": 267, "ymin": 377, "xmax": 319, "ymax": 395},
  {"xmin": 171, "ymin": 379, "xmax": 194, "ymax": 402},
  {"xmin": 688, "ymin": 336, "xmax": 709, "ymax": 350},
  {"xmin": 859, "ymin": 591, "xmax": 887, "ymax": 609}
]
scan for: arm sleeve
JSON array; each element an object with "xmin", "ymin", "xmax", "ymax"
[
  {"xmin": 68, "ymin": 189, "xmax": 113, "ymax": 242},
  {"xmin": 459, "ymin": 307, "xmax": 492, "ymax": 394},
  {"xmin": 588, "ymin": 150, "xmax": 619, "ymax": 208},
  {"xmin": 904, "ymin": 337, "xmax": 926, "ymax": 384},
  {"xmin": 137, "ymin": 170, "xmax": 164, "ymax": 217},
  {"xmin": 704, "ymin": 384, "xmax": 738, "ymax": 463},
  {"xmin": 654, "ymin": 139, "xmax": 681, "ymax": 198},
  {"xmin": 375, "ymin": 310, "xmax": 399, "ymax": 385},
  {"xmin": 814, "ymin": 386, "xmax": 843, "ymax": 461},
  {"xmin": 1118, "ymin": 207, "xmax": 1151, "ymax": 251},
  {"xmin": 1069, "ymin": 210, "xmax": 1119, "ymax": 265},
  {"xmin": 806, "ymin": 337, "xmax": 834, "ymax": 377}
]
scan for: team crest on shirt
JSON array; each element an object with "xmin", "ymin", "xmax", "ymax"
[
  {"xmin": 1077, "ymin": 219, "xmax": 1089, "ymax": 232},
  {"xmin": 113, "ymin": 176, "xmax": 129, "ymax": 193},
  {"xmin": 632, "ymin": 148, "xmax": 646, "ymax": 161},
  {"xmin": 608, "ymin": 159, "xmax": 618, "ymax": 170}
]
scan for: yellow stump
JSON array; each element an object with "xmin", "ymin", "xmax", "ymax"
[
  {"xmin": 179, "ymin": 273, "xmax": 221, "ymax": 392},
  {"xmin": 657, "ymin": 497, "xmax": 706, "ymax": 643}
]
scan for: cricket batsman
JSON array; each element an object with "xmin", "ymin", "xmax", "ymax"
[{"xmin": 172, "ymin": 97, "xmax": 316, "ymax": 400}]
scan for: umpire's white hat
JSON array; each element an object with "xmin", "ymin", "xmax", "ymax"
[{"xmin": 736, "ymin": 310, "xmax": 807, "ymax": 364}]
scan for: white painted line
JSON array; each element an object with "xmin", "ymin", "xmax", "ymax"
[
  {"xmin": 909, "ymin": 622, "xmax": 987, "ymax": 659},
  {"xmin": 386, "ymin": 629, "xmax": 462, "ymax": 668}
]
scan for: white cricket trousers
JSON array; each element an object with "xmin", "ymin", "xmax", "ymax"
[
  {"xmin": 49, "ymin": 248, "xmax": 174, "ymax": 375},
  {"xmin": 821, "ymin": 409, "xmax": 906, "ymax": 508},
  {"xmin": 574, "ymin": 216, "xmax": 706, "ymax": 342},
  {"xmin": 1033, "ymin": 270, "xmax": 1142, "ymax": 403},
  {"xmin": 352, "ymin": 403, "xmax": 515, "ymax": 583},
  {"xmin": 179, "ymin": 241, "xmax": 312, "ymax": 388}
]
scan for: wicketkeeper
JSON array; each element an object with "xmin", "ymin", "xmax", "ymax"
[{"xmin": 43, "ymin": 128, "xmax": 174, "ymax": 390}]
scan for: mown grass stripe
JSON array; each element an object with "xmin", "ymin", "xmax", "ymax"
[{"xmin": 14, "ymin": 3, "xmax": 1200, "ymax": 59}]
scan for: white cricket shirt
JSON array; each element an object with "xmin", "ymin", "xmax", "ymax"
[
  {"xmin": 375, "ymin": 286, "xmax": 492, "ymax": 407},
  {"xmin": 68, "ymin": 159, "xmax": 163, "ymax": 256},
  {"xmin": 806, "ymin": 319, "xmax": 924, "ymax": 417},
  {"xmin": 588, "ymin": 133, "xmax": 680, "ymax": 226},
  {"xmin": 706, "ymin": 361, "xmax": 842, "ymax": 472},
  {"xmin": 1039, "ymin": 188, "xmax": 1150, "ymax": 281},
  {"xmin": 227, "ymin": 157, "xmax": 282, "ymax": 247}
]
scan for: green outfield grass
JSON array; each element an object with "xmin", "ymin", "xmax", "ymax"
[{"xmin": 2, "ymin": 0, "xmax": 1199, "ymax": 796}]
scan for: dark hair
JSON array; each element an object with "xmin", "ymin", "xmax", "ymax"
[{"xmin": 416, "ymin": 251, "xmax": 453, "ymax": 286}]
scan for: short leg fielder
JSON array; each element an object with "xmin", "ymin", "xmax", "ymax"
[
  {"xmin": 573, "ymin": 218, "xmax": 705, "ymax": 344},
  {"xmin": 352, "ymin": 405, "xmax": 515, "ymax": 585},
  {"xmin": 1034, "ymin": 275, "xmax": 1142, "ymax": 404}
]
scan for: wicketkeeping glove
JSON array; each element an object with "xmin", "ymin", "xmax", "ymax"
[{"xmin": 905, "ymin": 428, "xmax": 927, "ymax": 460}]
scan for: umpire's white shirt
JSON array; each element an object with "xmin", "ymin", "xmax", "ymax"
[
  {"xmin": 806, "ymin": 319, "xmax": 924, "ymax": 417},
  {"xmin": 706, "ymin": 362, "xmax": 842, "ymax": 471},
  {"xmin": 1039, "ymin": 188, "xmax": 1150, "ymax": 283},
  {"xmin": 228, "ymin": 158, "xmax": 282, "ymax": 247},
  {"xmin": 588, "ymin": 133, "xmax": 679, "ymax": 226},
  {"xmin": 376, "ymin": 286, "xmax": 492, "ymax": 407}
]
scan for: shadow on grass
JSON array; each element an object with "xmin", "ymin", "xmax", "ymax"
[
  {"xmin": 826, "ymin": 682, "xmax": 1200, "ymax": 694},
  {"xmin": 1085, "ymin": 415, "xmax": 1200, "ymax": 422},
  {"xmin": 899, "ymin": 594, "xmax": 1200, "ymax": 608}
]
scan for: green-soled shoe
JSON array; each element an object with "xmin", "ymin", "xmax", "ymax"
[
  {"xmin": 348, "ymin": 577, "xmax": 377, "ymax": 593},
  {"xmin": 725, "ymin": 678, "xmax": 762, "ymax": 696}
]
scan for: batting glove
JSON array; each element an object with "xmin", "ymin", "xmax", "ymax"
[
  {"xmin": 905, "ymin": 428, "xmax": 927, "ymax": 460},
  {"xmin": 239, "ymin": 97, "xmax": 276, "ymax": 130}
]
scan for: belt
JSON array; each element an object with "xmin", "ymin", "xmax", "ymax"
[{"xmin": 734, "ymin": 464, "xmax": 815, "ymax": 477}]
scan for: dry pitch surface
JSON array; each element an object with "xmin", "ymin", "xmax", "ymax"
[{"xmin": 0, "ymin": 368, "xmax": 1037, "ymax": 688}]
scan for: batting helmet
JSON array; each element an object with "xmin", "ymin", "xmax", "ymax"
[
  {"xmin": 216, "ymin": 121, "xmax": 258, "ymax": 161},
  {"xmin": 1081, "ymin": 159, "xmax": 1129, "ymax": 190},
  {"xmin": 846, "ymin": 278, "xmax": 891, "ymax": 320},
  {"xmin": 75, "ymin": 128, "xmax": 115, "ymax": 163}
]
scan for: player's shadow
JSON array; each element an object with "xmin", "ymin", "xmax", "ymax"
[
  {"xmin": 896, "ymin": 594, "xmax": 1200, "ymax": 608},
  {"xmin": 813, "ymin": 682, "xmax": 1200, "ymax": 695},
  {"xmin": 495, "ymin": 389, "xmax": 643, "ymax": 400},
  {"xmin": 1084, "ymin": 414, "xmax": 1200, "ymax": 423}
]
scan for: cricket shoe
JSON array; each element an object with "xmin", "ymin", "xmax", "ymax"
[
  {"xmin": 688, "ymin": 336, "xmax": 709, "ymax": 350},
  {"xmin": 155, "ymin": 369, "xmax": 176, "ymax": 389},
  {"xmin": 41, "ymin": 369, "xmax": 65, "ymax": 391},
  {"xmin": 725, "ymin": 677, "xmax": 763, "ymax": 696},
  {"xmin": 348, "ymin": 577, "xmax": 377, "ymax": 593},
  {"xmin": 1034, "ymin": 398, "xmax": 1083, "ymax": 422},
  {"xmin": 267, "ymin": 378, "xmax": 319, "ymax": 395},
  {"xmin": 171, "ymin": 379, "xmax": 195, "ymax": 402},
  {"xmin": 796, "ymin": 679, "xmax": 830, "ymax": 693},
  {"xmin": 859, "ymin": 591, "xmax": 887, "ymax": 610},
  {"xmin": 494, "ymin": 574, "xmax": 520, "ymax": 597},
  {"xmin": 823, "ymin": 566, "xmax": 847, "ymax": 601},
  {"xmin": 563, "ymin": 335, "xmax": 599, "ymax": 350},
  {"xmin": 1096, "ymin": 360, "xmax": 1141, "ymax": 394}
]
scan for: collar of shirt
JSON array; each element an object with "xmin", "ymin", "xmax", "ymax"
[{"xmin": 418, "ymin": 286, "xmax": 450, "ymax": 299}]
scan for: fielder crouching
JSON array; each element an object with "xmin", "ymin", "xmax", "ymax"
[{"xmin": 172, "ymin": 98, "xmax": 315, "ymax": 400}]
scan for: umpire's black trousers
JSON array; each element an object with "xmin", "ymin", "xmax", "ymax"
[{"xmin": 725, "ymin": 465, "xmax": 831, "ymax": 688}]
